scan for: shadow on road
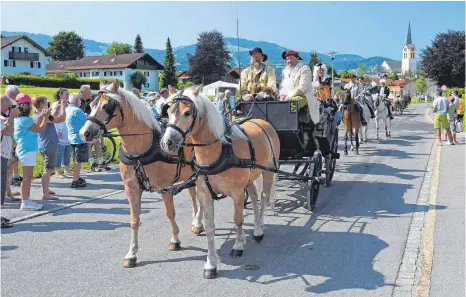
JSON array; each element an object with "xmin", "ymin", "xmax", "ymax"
[{"xmin": 1, "ymin": 220, "xmax": 129, "ymax": 234}]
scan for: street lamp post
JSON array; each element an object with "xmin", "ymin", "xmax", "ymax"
[{"xmin": 328, "ymin": 51, "xmax": 337, "ymax": 96}]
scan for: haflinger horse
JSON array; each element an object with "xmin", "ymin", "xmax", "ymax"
[
  {"xmin": 79, "ymin": 81, "xmax": 204, "ymax": 269},
  {"xmin": 161, "ymin": 85, "xmax": 280, "ymax": 279},
  {"xmin": 372, "ymin": 93, "xmax": 392, "ymax": 139},
  {"xmin": 339, "ymin": 90, "xmax": 361, "ymax": 155}
]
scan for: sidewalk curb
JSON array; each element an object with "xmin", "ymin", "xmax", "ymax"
[
  {"xmin": 391, "ymin": 137, "xmax": 438, "ymax": 297},
  {"xmin": 10, "ymin": 190, "xmax": 125, "ymax": 224}
]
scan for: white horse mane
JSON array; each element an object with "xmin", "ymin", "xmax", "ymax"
[
  {"xmin": 102, "ymin": 85, "xmax": 160, "ymax": 131},
  {"xmin": 169, "ymin": 87, "xmax": 247, "ymax": 143}
]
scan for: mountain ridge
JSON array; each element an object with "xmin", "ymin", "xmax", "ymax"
[{"xmin": 1, "ymin": 30, "xmax": 396, "ymax": 72}]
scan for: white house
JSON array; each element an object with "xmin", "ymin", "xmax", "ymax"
[
  {"xmin": 1, "ymin": 35, "xmax": 49, "ymax": 76},
  {"xmin": 46, "ymin": 53, "xmax": 164, "ymax": 91}
]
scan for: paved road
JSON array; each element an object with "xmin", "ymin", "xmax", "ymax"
[{"xmin": 1, "ymin": 105, "xmax": 448, "ymax": 297}]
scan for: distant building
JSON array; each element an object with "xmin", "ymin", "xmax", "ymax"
[
  {"xmin": 1, "ymin": 35, "xmax": 50, "ymax": 76},
  {"xmin": 46, "ymin": 53, "xmax": 164, "ymax": 91},
  {"xmin": 401, "ymin": 22, "xmax": 417, "ymax": 75}
]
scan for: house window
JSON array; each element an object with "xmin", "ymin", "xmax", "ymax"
[
  {"xmin": 30, "ymin": 61, "xmax": 41, "ymax": 68},
  {"xmin": 145, "ymin": 83, "xmax": 150, "ymax": 88},
  {"xmin": 24, "ymin": 47, "xmax": 29, "ymax": 53},
  {"xmin": 119, "ymin": 71, "xmax": 123, "ymax": 75},
  {"xmin": 144, "ymin": 71, "xmax": 149, "ymax": 77},
  {"xmin": 114, "ymin": 71, "xmax": 118, "ymax": 76},
  {"xmin": 11, "ymin": 47, "xmax": 16, "ymax": 52},
  {"xmin": 4, "ymin": 60, "xmax": 15, "ymax": 67},
  {"xmin": 92, "ymin": 71, "xmax": 99, "ymax": 76}
]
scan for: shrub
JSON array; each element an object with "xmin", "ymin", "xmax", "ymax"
[{"xmin": 2, "ymin": 74, "xmax": 101, "ymax": 89}]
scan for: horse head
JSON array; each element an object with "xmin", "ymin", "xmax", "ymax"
[{"xmin": 80, "ymin": 80, "xmax": 159, "ymax": 142}]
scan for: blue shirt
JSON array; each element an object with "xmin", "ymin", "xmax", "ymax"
[
  {"xmin": 433, "ymin": 96, "xmax": 449, "ymax": 114},
  {"xmin": 149, "ymin": 106, "xmax": 158, "ymax": 118},
  {"xmin": 33, "ymin": 112, "xmax": 59, "ymax": 150},
  {"xmin": 14, "ymin": 116, "xmax": 38, "ymax": 156},
  {"xmin": 65, "ymin": 105, "xmax": 87, "ymax": 144}
]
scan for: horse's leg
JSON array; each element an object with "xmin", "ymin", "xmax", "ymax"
[
  {"xmin": 123, "ymin": 185, "xmax": 143, "ymax": 268},
  {"xmin": 254, "ymin": 170, "xmax": 276, "ymax": 241},
  {"xmin": 246, "ymin": 182, "xmax": 261, "ymax": 238},
  {"xmin": 387, "ymin": 117, "xmax": 391, "ymax": 137},
  {"xmin": 355, "ymin": 130, "xmax": 360, "ymax": 155},
  {"xmin": 188, "ymin": 187, "xmax": 204, "ymax": 235},
  {"xmin": 376, "ymin": 117, "xmax": 380, "ymax": 139},
  {"xmin": 160, "ymin": 193, "xmax": 182, "ymax": 251},
  {"xmin": 230, "ymin": 188, "xmax": 246, "ymax": 257},
  {"xmin": 197, "ymin": 185, "xmax": 219, "ymax": 279},
  {"xmin": 344, "ymin": 132, "xmax": 348, "ymax": 155}
]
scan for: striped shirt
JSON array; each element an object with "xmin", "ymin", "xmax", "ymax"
[{"xmin": 1, "ymin": 115, "xmax": 13, "ymax": 159}]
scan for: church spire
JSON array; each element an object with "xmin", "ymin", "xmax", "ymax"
[{"xmin": 406, "ymin": 21, "xmax": 412, "ymax": 45}]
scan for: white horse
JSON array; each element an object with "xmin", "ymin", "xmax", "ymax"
[
  {"xmin": 372, "ymin": 93, "xmax": 392, "ymax": 139},
  {"xmin": 355, "ymin": 92, "xmax": 372, "ymax": 143}
]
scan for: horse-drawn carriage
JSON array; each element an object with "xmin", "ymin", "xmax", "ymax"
[{"xmin": 235, "ymin": 99, "xmax": 340, "ymax": 210}]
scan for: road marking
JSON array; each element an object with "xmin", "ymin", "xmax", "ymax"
[
  {"xmin": 415, "ymin": 146, "xmax": 441, "ymax": 297},
  {"xmin": 10, "ymin": 189, "xmax": 125, "ymax": 224},
  {"xmin": 425, "ymin": 108, "xmax": 434, "ymax": 124}
]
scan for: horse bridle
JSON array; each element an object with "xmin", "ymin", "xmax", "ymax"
[
  {"xmin": 87, "ymin": 89, "xmax": 125, "ymax": 135},
  {"xmin": 166, "ymin": 90, "xmax": 218, "ymax": 148}
]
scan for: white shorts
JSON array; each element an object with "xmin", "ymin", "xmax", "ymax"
[{"xmin": 17, "ymin": 152, "xmax": 37, "ymax": 167}]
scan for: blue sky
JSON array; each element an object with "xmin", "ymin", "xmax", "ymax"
[{"xmin": 1, "ymin": 1, "xmax": 464, "ymax": 59}]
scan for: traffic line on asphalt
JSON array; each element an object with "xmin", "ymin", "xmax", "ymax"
[
  {"xmin": 10, "ymin": 190, "xmax": 125, "ymax": 224},
  {"xmin": 414, "ymin": 146, "xmax": 441, "ymax": 297}
]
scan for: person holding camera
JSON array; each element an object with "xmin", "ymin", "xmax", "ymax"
[
  {"xmin": 52, "ymin": 88, "xmax": 73, "ymax": 178},
  {"xmin": 14, "ymin": 93, "xmax": 50, "ymax": 211},
  {"xmin": 1, "ymin": 95, "xmax": 21, "ymax": 227},
  {"xmin": 32, "ymin": 96, "xmax": 66, "ymax": 200},
  {"xmin": 5, "ymin": 85, "xmax": 23, "ymax": 187}
]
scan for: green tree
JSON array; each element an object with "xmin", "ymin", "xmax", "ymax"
[
  {"xmin": 420, "ymin": 30, "xmax": 465, "ymax": 87},
  {"xmin": 47, "ymin": 31, "xmax": 85, "ymax": 61},
  {"xmin": 326, "ymin": 65, "xmax": 337, "ymax": 78},
  {"xmin": 416, "ymin": 75, "xmax": 428, "ymax": 94},
  {"xmin": 134, "ymin": 34, "xmax": 144, "ymax": 53},
  {"xmin": 130, "ymin": 71, "xmax": 147, "ymax": 89},
  {"xmin": 188, "ymin": 30, "xmax": 231, "ymax": 84},
  {"xmin": 160, "ymin": 37, "xmax": 178, "ymax": 88},
  {"xmin": 309, "ymin": 50, "xmax": 319, "ymax": 71},
  {"xmin": 387, "ymin": 72, "xmax": 399, "ymax": 80},
  {"xmin": 356, "ymin": 64, "xmax": 367, "ymax": 77},
  {"xmin": 339, "ymin": 69, "xmax": 350, "ymax": 79},
  {"xmin": 105, "ymin": 42, "xmax": 133, "ymax": 55}
]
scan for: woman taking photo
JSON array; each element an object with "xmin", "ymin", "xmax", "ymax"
[
  {"xmin": 14, "ymin": 93, "xmax": 51, "ymax": 211},
  {"xmin": 32, "ymin": 95, "xmax": 66, "ymax": 200}
]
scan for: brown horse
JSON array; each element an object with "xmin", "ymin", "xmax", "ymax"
[
  {"xmin": 161, "ymin": 86, "xmax": 280, "ymax": 279},
  {"xmin": 340, "ymin": 91, "xmax": 361, "ymax": 155},
  {"xmin": 79, "ymin": 82, "xmax": 203, "ymax": 269}
]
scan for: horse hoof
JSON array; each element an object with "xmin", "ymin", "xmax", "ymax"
[
  {"xmin": 356, "ymin": 150, "xmax": 360, "ymax": 155},
  {"xmin": 230, "ymin": 249, "xmax": 243, "ymax": 257},
  {"xmin": 253, "ymin": 234, "xmax": 264, "ymax": 243},
  {"xmin": 344, "ymin": 151, "xmax": 348, "ymax": 156},
  {"xmin": 191, "ymin": 225, "xmax": 204, "ymax": 235},
  {"xmin": 123, "ymin": 258, "xmax": 137, "ymax": 268},
  {"xmin": 204, "ymin": 268, "xmax": 217, "ymax": 279},
  {"xmin": 168, "ymin": 242, "xmax": 181, "ymax": 251}
]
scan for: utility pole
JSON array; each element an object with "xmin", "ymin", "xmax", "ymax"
[{"xmin": 327, "ymin": 51, "xmax": 337, "ymax": 96}]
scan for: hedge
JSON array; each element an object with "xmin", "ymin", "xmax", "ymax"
[{"xmin": 2, "ymin": 74, "xmax": 102, "ymax": 89}]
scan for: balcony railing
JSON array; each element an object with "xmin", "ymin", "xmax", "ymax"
[{"xmin": 8, "ymin": 52, "xmax": 39, "ymax": 61}]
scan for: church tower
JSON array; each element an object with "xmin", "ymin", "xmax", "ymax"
[{"xmin": 402, "ymin": 22, "xmax": 417, "ymax": 76}]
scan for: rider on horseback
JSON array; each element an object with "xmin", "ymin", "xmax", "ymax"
[
  {"xmin": 379, "ymin": 79, "xmax": 394, "ymax": 119},
  {"xmin": 342, "ymin": 74, "xmax": 374, "ymax": 125},
  {"xmin": 357, "ymin": 76, "xmax": 376, "ymax": 119},
  {"xmin": 239, "ymin": 47, "xmax": 277, "ymax": 102}
]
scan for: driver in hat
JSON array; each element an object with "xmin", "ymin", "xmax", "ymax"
[
  {"xmin": 239, "ymin": 47, "xmax": 276, "ymax": 102},
  {"xmin": 278, "ymin": 49, "xmax": 319, "ymax": 125}
]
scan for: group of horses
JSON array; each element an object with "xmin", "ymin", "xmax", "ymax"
[
  {"xmin": 338, "ymin": 89, "xmax": 395, "ymax": 155},
  {"xmin": 80, "ymin": 82, "xmax": 279, "ymax": 279}
]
